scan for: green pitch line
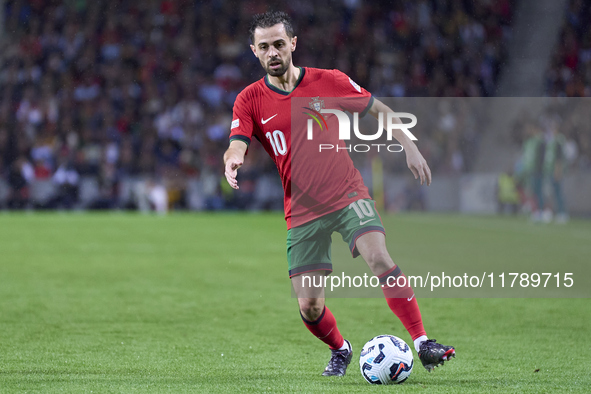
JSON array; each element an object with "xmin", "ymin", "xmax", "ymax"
[{"xmin": 0, "ymin": 212, "xmax": 589, "ymax": 392}]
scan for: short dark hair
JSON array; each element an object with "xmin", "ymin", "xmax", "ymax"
[{"xmin": 249, "ymin": 11, "xmax": 294, "ymax": 44}]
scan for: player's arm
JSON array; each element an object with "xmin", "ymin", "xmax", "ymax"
[
  {"xmin": 368, "ymin": 98, "xmax": 432, "ymax": 186},
  {"xmin": 223, "ymin": 140, "xmax": 248, "ymax": 190}
]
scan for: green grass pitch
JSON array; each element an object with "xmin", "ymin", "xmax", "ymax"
[{"xmin": 0, "ymin": 212, "xmax": 590, "ymax": 392}]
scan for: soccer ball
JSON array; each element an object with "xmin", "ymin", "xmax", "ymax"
[{"xmin": 359, "ymin": 335, "xmax": 414, "ymax": 384}]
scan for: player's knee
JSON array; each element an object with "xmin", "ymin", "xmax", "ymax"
[
  {"xmin": 298, "ymin": 298, "xmax": 325, "ymax": 321},
  {"xmin": 363, "ymin": 250, "xmax": 393, "ymax": 272}
]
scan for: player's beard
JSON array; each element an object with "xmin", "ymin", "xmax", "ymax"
[{"xmin": 264, "ymin": 55, "xmax": 290, "ymax": 77}]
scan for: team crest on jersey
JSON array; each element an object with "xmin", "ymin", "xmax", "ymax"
[{"xmin": 309, "ymin": 97, "xmax": 325, "ymax": 112}]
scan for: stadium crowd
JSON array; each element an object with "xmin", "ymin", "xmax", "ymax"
[
  {"xmin": 539, "ymin": 0, "xmax": 591, "ymax": 173},
  {"xmin": 546, "ymin": 0, "xmax": 591, "ymax": 98},
  {"xmin": 0, "ymin": 0, "xmax": 516, "ymax": 210}
]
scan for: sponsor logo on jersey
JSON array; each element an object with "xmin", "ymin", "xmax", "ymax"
[
  {"xmin": 231, "ymin": 119, "xmax": 239, "ymax": 129},
  {"xmin": 261, "ymin": 114, "xmax": 277, "ymax": 124},
  {"xmin": 349, "ymin": 77, "xmax": 362, "ymax": 93}
]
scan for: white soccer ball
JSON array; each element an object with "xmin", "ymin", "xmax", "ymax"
[{"xmin": 359, "ymin": 335, "xmax": 414, "ymax": 384}]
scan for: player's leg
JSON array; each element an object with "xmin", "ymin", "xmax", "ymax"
[
  {"xmin": 335, "ymin": 200, "xmax": 426, "ymax": 346},
  {"xmin": 337, "ymin": 199, "xmax": 455, "ymax": 371},
  {"xmin": 291, "ymin": 272, "xmax": 352, "ymax": 376},
  {"xmin": 292, "ymin": 272, "xmax": 340, "ymax": 347},
  {"xmin": 356, "ymin": 232, "xmax": 456, "ymax": 371},
  {"xmin": 354, "ymin": 232, "xmax": 427, "ymax": 345},
  {"xmin": 551, "ymin": 176, "xmax": 568, "ymax": 222},
  {"xmin": 288, "ymin": 223, "xmax": 352, "ymax": 376},
  {"xmin": 532, "ymin": 173, "xmax": 545, "ymax": 221}
]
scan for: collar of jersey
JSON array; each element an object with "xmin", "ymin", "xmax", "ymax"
[{"xmin": 264, "ymin": 66, "xmax": 305, "ymax": 96}]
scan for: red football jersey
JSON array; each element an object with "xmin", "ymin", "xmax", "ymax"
[{"xmin": 229, "ymin": 67, "xmax": 373, "ymax": 229}]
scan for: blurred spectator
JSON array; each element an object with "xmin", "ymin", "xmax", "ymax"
[
  {"xmin": 146, "ymin": 178, "xmax": 168, "ymax": 214},
  {"xmin": 52, "ymin": 158, "xmax": 79, "ymax": 209},
  {"xmin": 7, "ymin": 156, "xmax": 34, "ymax": 209},
  {"xmin": 133, "ymin": 177, "xmax": 167, "ymax": 214},
  {"xmin": 496, "ymin": 169, "xmax": 520, "ymax": 215}
]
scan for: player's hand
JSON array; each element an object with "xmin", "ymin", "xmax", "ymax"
[
  {"xmin": 224, "ymin": 158, "xmax": 243, "ymax": 189},
  {"xmin": 405, "ymin": 145, "xmax": 432, "ymax": 186}
]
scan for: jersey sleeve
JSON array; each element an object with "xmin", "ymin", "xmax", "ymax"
[
  {"xmin": 332, "ymin": 69, "xmax": 374, "ymax": 117},
  {"xmin": 229, "ymin": 90, "xmax": 254, "ymax": 146}
]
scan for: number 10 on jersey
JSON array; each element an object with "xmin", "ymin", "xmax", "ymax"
[{"xmin": 266, "ymin": 130, "xmax": 287, "ymax": 156}]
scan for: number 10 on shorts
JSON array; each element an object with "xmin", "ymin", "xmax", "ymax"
[{"xmin": 349, "ymin": 200, "xmax": 376, "ymax": 224}]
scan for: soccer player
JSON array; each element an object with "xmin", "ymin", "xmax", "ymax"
[
  {"xmin": 521, "ymin": 122, "xmax": 547, "ymax": 222},
  {"xmin": 543, "ymin": 119, "xmax": 568, "ymax": 223},
  {"xmin": 223, "ymin": 11, "xmax": 455, "ymax": 377}
]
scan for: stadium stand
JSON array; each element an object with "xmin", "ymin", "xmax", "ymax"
[
  {"xmin": 537, "ymin": 0, "xmax": 591, "ymax": 170},
  {"xmin": 546, "ymin": 0, "xmax": 591, "ymax": 97},
  {"xmin": 0, "ymin": 0, "xmax": 516, "ymax": 210}
]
